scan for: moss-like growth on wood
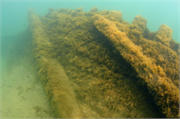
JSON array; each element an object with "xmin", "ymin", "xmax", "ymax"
[{"xmin": 28, "ymin": 7, "xmax": 179, "ymax": 118}]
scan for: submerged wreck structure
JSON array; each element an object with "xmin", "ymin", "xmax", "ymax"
[{"xmin": 17, "ymin": 7, "xmax": 179, "ymax": 118}]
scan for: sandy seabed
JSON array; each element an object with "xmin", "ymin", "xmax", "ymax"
[{"xmin": 0, "ymin": 57, "xmax": 54, "ymax": 118}]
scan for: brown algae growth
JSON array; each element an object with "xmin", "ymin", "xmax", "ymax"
[{"xmin": 27, "ymin": 7, "xmax": 179, "ymax": 118}]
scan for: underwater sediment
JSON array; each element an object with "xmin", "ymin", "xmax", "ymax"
[{"xmin": 27, "ymin": 7, "xmax": 179, "ymax": 118}]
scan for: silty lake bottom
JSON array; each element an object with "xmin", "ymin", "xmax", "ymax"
[{"xmin": 0, "ymin": 7, "xmax": 179, "ymax": 118}]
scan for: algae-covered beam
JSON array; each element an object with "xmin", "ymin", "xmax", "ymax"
[
  {"xmin": 28, "ymin": 9, "xmax": 80, "ymax": 118},
  {"xmin": 92, "ymin": 14, "xmax": 179, "ymax": 118}
]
